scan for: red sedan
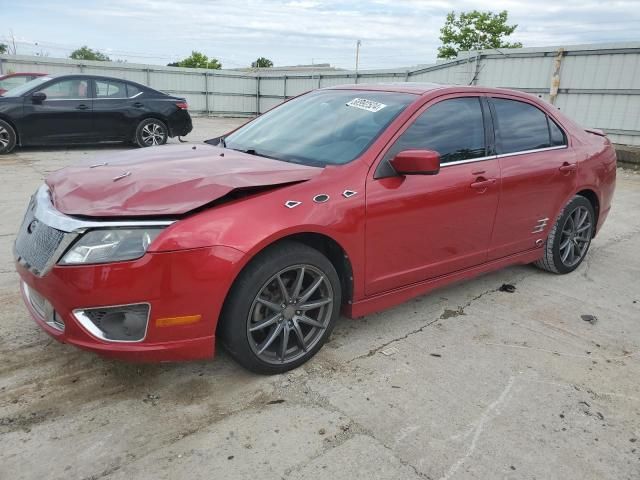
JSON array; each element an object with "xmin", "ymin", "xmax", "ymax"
[
  {"xmin": 14, "ymin": 84, "xmax": 616, "ymax": 373},
  {"xmin": 0, "ymin": 72, "xmax": 47, "ymax": 95}
]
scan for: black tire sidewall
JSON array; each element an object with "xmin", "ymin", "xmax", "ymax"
[
  {"xmin": 550, "ymin": 196, "xmax": 595, "ymax": 274},
  {"xmin": 219, "ymin": 241, "xmax": 342, "ymax": 374},
  {"xmin": 135, "ymin": 118, "xmax": 168, "ymax": 147},
  {"xmin": 0, "ymin": 119, "xmax": 17, "ymax": 154}
]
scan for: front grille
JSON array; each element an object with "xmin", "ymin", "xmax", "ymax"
[{"xmin": 14, "ymin": 196, "xmax": 68, "ymax": 276}]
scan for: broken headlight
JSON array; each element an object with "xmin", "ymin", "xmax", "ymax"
[{"xmin": 59, "ymin": 228, "xmax": 164, "ymax": 265}]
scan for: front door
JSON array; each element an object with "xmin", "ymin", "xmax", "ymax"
[
  {"xmin": 486, "ymin": 95, "xmax": 577, "ymax": 260},
  {"xmin": 21, "ymin": 77, "xmax": 93, "ymax": 144},
  {"xmin": 365, "ymin": 96, "xmax": 501, "ymax": 296}
]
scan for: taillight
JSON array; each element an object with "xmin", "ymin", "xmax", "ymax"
[{"xmin": 175, "ymin": 102, "xmax": 188, "ymax": 110}]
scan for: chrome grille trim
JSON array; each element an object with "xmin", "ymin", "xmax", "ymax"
[{"xmin": 14, "ymin": 185, "xmax": 176, "ymax": 277}]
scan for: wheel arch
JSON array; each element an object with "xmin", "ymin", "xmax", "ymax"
[
  {"xmin": 575, "ymin": 188, "xmax": 600, "ymax": 237},
  {"xmin": 222, "ymin": 231, "xmax": 355, "ymax": 317}
]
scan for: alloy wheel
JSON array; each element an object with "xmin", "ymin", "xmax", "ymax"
[
  {"xmin": 0, "ymin": 126, "xmax": 9, "ymax": 149},
  {"xmin": 247, "ymin": 264, "xmax": 334, "ymax": 365},
  {"xmin": 558, "ymin": 205, "xmax": 592, "ymax": 267},
  {"xmin": 140, "ymin": 123, "xmax": 165, "ymax": 146}
]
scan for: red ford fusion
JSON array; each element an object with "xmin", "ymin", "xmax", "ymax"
[{"xmin": 14, "ymin": 83, "xmax": 616, "ymax": 373}]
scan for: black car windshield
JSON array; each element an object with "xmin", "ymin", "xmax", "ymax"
[
  {"xmin": 3, "ymin": 76, "xmax": 52, "ymax": 97},
  {"xmin": 224, "ymin": 89, "xmax": 416, "ymax": 166}
]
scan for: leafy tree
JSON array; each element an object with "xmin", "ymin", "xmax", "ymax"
[
  {"xmin": 0, "ymin": 43, "xmax": 7, "ymax": 54},
  {"xmin": 69, "ymin": 46, "xmax": 111, "ymax": 61},
  {"xmin": 437, "ymin": 10, "xmax": 522, "ymax": 59},
  {"xmin": 169, "ymin": 51, "xmax": 221, "ymax": 69},
  {"xmin": 252, "ymin": 57, "xmax": 274, "ymax": 68}
]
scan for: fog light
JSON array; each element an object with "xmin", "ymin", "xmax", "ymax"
[
  {"xmin": 74, "ymin": 303, "xmax": 150, "ymax": 342},
  {"xmin": 22, "ymin": 282, "xmax": 64, "ymax": 332}
]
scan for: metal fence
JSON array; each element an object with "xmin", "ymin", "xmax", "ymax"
[{"xmin": 2, "ymin": 42, "xmax": 640, "ymax": 145}]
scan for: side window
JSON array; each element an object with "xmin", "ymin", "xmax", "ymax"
[
  {"xmin": 383, "ymin": 97, "xmax": 486, "ymax": 165},
  {"xmin": 548, "ymin": 117, "xmax": 567, "ymax": 146},
  {"xmin": 41, "ymin": 79, "xmax": 88, "ymax": 99},
  {"xmin": 95, "ymin": 80, "xmax": 128, "ymax": 98},
  {"xmin": 491, "ymin": 98, "xmax": 551, "ymax": 154},
  {"xmin": 126, "ymin": 84, "xmax": 142, "ymax": 97}
]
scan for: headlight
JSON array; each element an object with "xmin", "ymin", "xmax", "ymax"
[{"xmin": 59, "ymin": 228, "xmax": 164, "ymax": 265}]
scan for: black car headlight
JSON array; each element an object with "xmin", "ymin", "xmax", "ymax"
[{"xmin": 59, "ymin": 228, "xmax": 164, "ymax": 265}]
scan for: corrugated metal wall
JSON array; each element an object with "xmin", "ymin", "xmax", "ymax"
[{"xmin": 2, "ymin": 42, "xmax": 640, "ymax": 145}]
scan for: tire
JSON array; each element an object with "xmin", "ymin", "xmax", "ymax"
[
  {"xmin": 219, "ymin": 241, "xmax": 342, "ymax": 374},
  {"xmin": 134, "ymin": 118, "xmax": 168, "ymax": 147},
  {"xmin": 535, "ymin": 195, "xmax": 595, "ymax": 274},
  {"xmin": 0, "ymin": 119, "xmax": 17, "ymax": 154}
]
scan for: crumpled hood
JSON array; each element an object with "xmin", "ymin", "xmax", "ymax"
[{"xmin": 46, "ymin": 144, "xmax": 322, "ymax": 217}]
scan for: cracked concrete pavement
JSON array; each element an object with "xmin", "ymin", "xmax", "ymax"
[{"xmin": 1, "ymin": 117, "xmax": 639, "ymax": 480}]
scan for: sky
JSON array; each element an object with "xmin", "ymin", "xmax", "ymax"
[{"xmin": 2, "ymin": 0, "xmax": 640, "ymax": 70}]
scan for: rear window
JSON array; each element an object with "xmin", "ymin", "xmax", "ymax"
[{"xmin": 492, "ymin": 98, "xmax": 551, "ymax": 154}]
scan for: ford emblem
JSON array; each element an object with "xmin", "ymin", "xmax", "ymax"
[{"xmin": 27, "ymin": 219, "xmax": 39, "ymax": 234}]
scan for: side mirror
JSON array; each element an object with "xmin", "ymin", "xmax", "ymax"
[
  {"xmin": 31, "ymin": 91, "xmax": 47, "ymax": 103},
  {"xmin": 391, "ymin": 150, "xmax": 441, "ymax": 175}
]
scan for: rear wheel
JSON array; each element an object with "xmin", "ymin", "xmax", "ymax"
[
  {"xmin": 535, "ymin": 195, "xmax": 595, "ymax": 274},
  {"xmin": 0, "ymin": 119, "xmax": 17, "ymax": 154},
  {"xmin": 219, "ymin": 241, "xmax": 341, "ymax": 374},
  {"xmin": 135, "ymin": 118, "xmax": 168, "ymax": 147}
]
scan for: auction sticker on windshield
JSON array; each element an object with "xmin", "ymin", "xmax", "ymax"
[{"xmin": 346, "ymin": 98, "xmax": 387, "ymax": 113}]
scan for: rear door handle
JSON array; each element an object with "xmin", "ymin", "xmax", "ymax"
[
  {"xmin": 470, "ymin": 178, "xmax": 497, "ymax": 190},
  {"xmin": 133, "ymin": 102, "xmax": 144, "ymax": 108},
  {"xmin": 76, "ymin": 104, "xmax": 90, "ymax": 110},
  {"xmin": 559, "ymin": 162, "xmax": 577, "ymax": 173}
]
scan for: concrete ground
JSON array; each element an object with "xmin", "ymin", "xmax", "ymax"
[{"xmin": 1, "ymin": 117, "xmax": 639, "ymax": 480}]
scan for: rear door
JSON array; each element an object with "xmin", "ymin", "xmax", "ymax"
[
  {"xmin": 487, "ymin": 95, "xmax": 576, "ymax": 260},
  {"xmin": 365, "ymin": 95, "xmax": 501, "ymax": 296},
  {"xmin": 21, "ymin": 77, "xmax": 93, "ymax": 144},
  {"xmin": 91, "ymin": 79, "xmax": 140, "ymax": 140}
]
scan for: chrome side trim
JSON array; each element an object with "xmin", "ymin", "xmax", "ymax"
[
  {"xmin": 33, "ymin": 185, "xmax": 175, "ymax": 233},
  {"xmin": 73, "ymin": 302, "xmax": 151, "ymax": 343},
  {"xmin": 441, "ymin": 155, "xmax": 497, "ymax": 167},
  {"xmin": 440, "ymin": 146, "xmax": 568, "ymax": 168},
  {"xmin": 496, "ymin": 145, "xmax": 567, "ymax": 159}
]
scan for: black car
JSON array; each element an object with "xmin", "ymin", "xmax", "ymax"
[{"xmin": 0, "ymin": 74, "xmax": 192, "ymax": 154}]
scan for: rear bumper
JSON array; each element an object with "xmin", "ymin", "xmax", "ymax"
[
  {"xmin": 16, "ymin": 245, "xmax": 244, "ymax": 362},
  {"xmin": 168, "ymin": 111, "xmax": 193, "ymax": 137}
]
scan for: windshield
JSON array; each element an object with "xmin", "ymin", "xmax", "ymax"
[
  {"xmin": 225, "ymin": 89, "xmax": 415, "ymax": 166},
  {"xmin": 3, "ymin": 76, "xmax": 52, "ymax": 97}
]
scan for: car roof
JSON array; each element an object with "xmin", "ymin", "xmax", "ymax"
[
  {"xmin": 323, "ymin": 82, "xmax": 536, "ymax": 99},
  {"xmin": 0, "ymin": 72, "xmax": 47, "ymax": 79}
]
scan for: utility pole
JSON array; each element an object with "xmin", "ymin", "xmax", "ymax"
[{"xmin": 355, "ymin": 40, "xmax": 361, "ymax": 74}]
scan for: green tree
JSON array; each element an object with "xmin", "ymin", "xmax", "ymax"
[
  {"xmin": 69, "ymin": 46, "xmax": 111, "ymax": 61},
  {"xmin": 252, "ymin": 57, "xmax": 274, "ymax": 68},
  {"xmin": 169, "ymin": 51, "xmax": 221, "ymax": 69},
  {"xmin": 437, "ymin": 10, "xmax": 522, "ymax": 59},
  {"xmin": 0, "ymin": 43, "xmax": 7, "ymax": 54}
]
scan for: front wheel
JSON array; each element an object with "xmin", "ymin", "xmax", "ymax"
[
  {"xmin": 219, "ymin": 241, "xmax": 341, "ymax": 374},
  {"xmin": 535, "ymin": 195, "xmax": 595, "ymax": 274},
  {"xmin": 135, "ymin": 118, "xmax": 168, "ymax": 147}
]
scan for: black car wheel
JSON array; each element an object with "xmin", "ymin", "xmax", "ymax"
[
  {"xmin": 0, "ymin": 119, "xmax": 17, "ymax": 154},
  {"xmin": 135, "ymin": 118, "xmax": 168, "ymax": 147},
  {"xmin": 219, "ymin": 241, "xmax": 341, "ymax": 374},
  {"xmin": 535, "ymin": 195, "xmax": 595, "ymax": 274}
]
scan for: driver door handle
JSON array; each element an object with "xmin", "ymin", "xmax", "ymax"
[
  {"xmin": 133, "ymin": 102, "xmax": 144, "ymax": 108},
  {"xmin": 76, "ymin": 104, "xmax": 90, "ymax": 110},
  {"xmin": 470, "ymin": 178, "xmax": 497, "ymax": 190}
]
